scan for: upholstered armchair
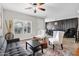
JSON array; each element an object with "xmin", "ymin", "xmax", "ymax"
[{"xmin": 48, "ymin": 31, "xmax": 64, "ymax": 50}]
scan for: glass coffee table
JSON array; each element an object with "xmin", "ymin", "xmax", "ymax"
[{"xmin": 26, "ymin": 40, "xmax": 43, "ymax": 56}]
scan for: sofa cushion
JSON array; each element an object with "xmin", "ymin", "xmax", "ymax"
[
  {"xmin": 5, "ymin": 41, "xmax": 32, "ymax": 56},
  {"xmin": 1, "ymin": 40, "xmax": 7, "ymax": 52},
  {"xmin": 6, "ymin": 42, "xmax": 21, "ymax": 51},
  {"xmin": 0, "ymin": 36, "xmax": 7, "ymax": 56},
  {"xmin": 5, "ymin": 47, "xmax": 32, "ymax": 56},
  {"xmin": 0, "ymin": 36, "xmax": 4, "ymax": 49},
  {"xmin": 0, "ymin": 37, "xmax": 32, "ymax": 56},
  {"xmin": 0, "ymin": 50, "xmax": 5, "ymax": 56}
]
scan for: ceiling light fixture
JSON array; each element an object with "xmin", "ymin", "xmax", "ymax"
[{"xmin": 25, "ymin": 3, "xmax": 45, "ymax": 13}]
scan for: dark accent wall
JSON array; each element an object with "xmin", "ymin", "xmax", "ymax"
[{"xmin": 45, "ymin": 18, "xmax": 78, "ymax": 37}]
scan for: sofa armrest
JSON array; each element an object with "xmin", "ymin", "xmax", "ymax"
[{"xmin": 7, "ymin": 38, "xmax": 20, "ymax": 43}]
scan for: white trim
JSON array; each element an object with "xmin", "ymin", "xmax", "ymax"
[{"xmin": 13, "ymin": 18, "xmax": 32, "ymax": 34}]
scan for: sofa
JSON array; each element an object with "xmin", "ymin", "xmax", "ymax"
[{"xmin": 0, "ymin": 36, "xmax": 32, "ymax": 56}]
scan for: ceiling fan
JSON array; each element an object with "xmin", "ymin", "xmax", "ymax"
[{"xmin": 25, "ymin": 3, "xmax": 45, "ymax": 13}]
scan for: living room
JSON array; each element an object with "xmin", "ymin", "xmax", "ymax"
[{"xmin": 0, "ymin": 3, "xmax": 79, "ymax": 56}]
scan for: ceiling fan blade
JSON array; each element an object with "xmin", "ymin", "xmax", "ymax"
[
  {"xmin": 32, "ymin": 3, "xmax": 44, "ymax": 6},
  {"xmin": 39, "ymin": 3, "xmax": 45, "ymax": 5},
  {"xmin": 25, "ymin": 7, "xmax": 32, "ymax": 9},
  {"xmin": 27, "ymin": 3, "xmax": 45, "ymax": 13},
  {"xmin": 39, "ymin": 8, "xmax": 45, "ymax": 11}
]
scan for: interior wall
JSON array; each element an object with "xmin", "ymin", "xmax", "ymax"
[
  {"xmin": 3, "ymin": 9, "xmax": 45, "ymax": 40},
  {"xmin": 46, "ymin": 18, "xmax": 78, "ymax": 31},
  {"xmin": 78, "ymin": 18, "xmax": 79, "ymax": 31},
  {"xmin": 0, "ymin": 5, "xmax": 2, "ymax": 34},
  {"xmin": 0, "ymin": 4, "xmax": 3, "ymax": 36},
  {"xmin": 45, "ymin": 18, "xmax": 78, "ymax": 37}
]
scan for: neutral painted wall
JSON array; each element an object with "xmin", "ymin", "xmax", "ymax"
[
  {"xmin": 78, "ymin": 18, "xmax": 79, "ymax": 31},
  {"xmin": 3, "ymin": 9, "xmax": 45, "ymax": 40},
  {"xmin": 0, "ymin": 4, "xmax": 3, "ymax": 36},
  {"xmin": 0, "ymin": 5, "xmax": 2, "ymax": 33}
]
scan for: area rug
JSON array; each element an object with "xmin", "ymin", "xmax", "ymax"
[
  {"xmin": 44, "ymin": 50, "xmax": 63, "ymax": 56},
  {"xmin": 35, "ymin": 46, "xmax": 72, "ymax": 56},
  {"xmin": 43, "ymin": 48, "xmax": 71, "ymax": 56}
]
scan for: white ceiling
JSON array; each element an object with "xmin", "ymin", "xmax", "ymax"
[{"xmin": 1, "ymin": 3, "xmax": 79, "ymax": 20}]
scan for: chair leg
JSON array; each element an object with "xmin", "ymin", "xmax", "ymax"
[
  {"xmin": 49, "ymin": 41, "xmax": 50, "ymax": 45},
  {"xmin": 53, "ymin": 44, "xmax": 55, "ymax": 50},
  {"xmin": 33, "ymin": 51, "xmax": 35, "ymax": 56},
  {"xmin": 61, "ymin": 44, "xmax": 63, "ymax": 50}
]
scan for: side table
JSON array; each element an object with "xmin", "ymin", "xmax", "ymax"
[{"xmin": 39, "ymin": 40, "xmax": 48, "ymax": 49}]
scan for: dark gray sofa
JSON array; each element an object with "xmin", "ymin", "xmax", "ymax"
[{"xmin": 0, "ymin": 36, "xmax": 31, "ymax": 56}]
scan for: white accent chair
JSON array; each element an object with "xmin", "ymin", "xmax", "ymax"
[{"xmin": 48, "ymin": 31, "xmax": 64, "ymax": 50}]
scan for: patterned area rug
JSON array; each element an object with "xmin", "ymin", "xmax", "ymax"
[
  {"xmin": 35, "ymin": 46, "xmax": 72, "ymax": 56},
  {"xmin": 43, "ymin": 48, "xmax": 71, "ymax": 56},
  {"xmin": 20, "ymin": 40, "xmax": 74, "ymax": 56}
]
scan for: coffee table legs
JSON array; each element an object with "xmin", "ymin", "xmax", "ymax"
[
  {"xmin": 41, "ymin": 45, "xmax": 43, "ymax": 53},
  {"xmin": 32, "ymin": 47, "xmax": 43, "ymax": 56},
  {"xmin": 26, "ymin": 42, "xmax": 27, "ymax": 49},
  {"xmin": 26, "ymin": 42, "xmax": 43, "ymax": 56},
  {"xmin": 32, "ymin": 45, "xmax": 43, "ymax": 56},
  {"xmin": 33, "ymin": 51, "xmax": 35, "ymax": 56}
]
